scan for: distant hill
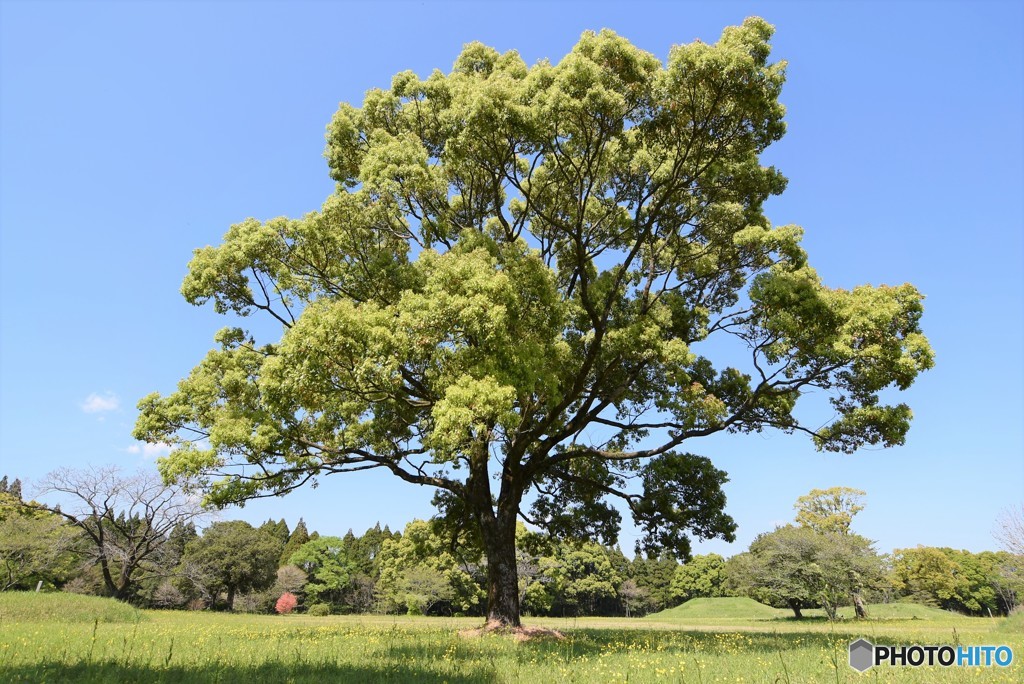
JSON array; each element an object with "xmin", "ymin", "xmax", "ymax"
[
  {"xmin": 647, "ymin": 597, "xmax": 974, "ymax": 623},
  {"xmin": 645, "ymin": 597, "xmax": 781, "ymax": 621},
  {"xmin": 822, "ymin": 602, "xmax": 962, "ymax": 621}
]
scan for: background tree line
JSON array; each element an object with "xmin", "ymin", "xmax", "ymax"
[{"xmin": 2, "ymin": 472, "xmax": 1020, "ymax": 618}]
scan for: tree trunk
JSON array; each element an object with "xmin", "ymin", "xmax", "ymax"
[
  {"xmin": 852, "ymin": 590, "xmax": 868, "ymax": 619},
  {"xmin": 226, "ymin": 585, "xmax": 236, "ymax": 611},
  {"xmin": 481, "ymin": 514, "xmax": 521, "ymax": 628},
  {"xmin": 114, "ymin": 581, "xmax": 133, "ymax": 602},
  {"xmin": 116, "ymin": 565, "xmax": 135, "ymax": 602},
  {"xmin": 98, "ymin": 557, "xmax": 119, "ymax": 598},
  {"xmin": 788, "ymin": 599, "xmax": 803, "ymax": 619},
  {"xmin": 468, "ymin": 436, "xmax": 522, "ymax": 629}
]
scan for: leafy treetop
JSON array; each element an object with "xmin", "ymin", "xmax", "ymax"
[{"xmin": 794, "ymin": 486, "xmax": 866, "ymax": 535}]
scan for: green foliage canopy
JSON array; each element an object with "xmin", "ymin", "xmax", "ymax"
[
  {"xmin": 726, "ymin": 524, "xmax": 883, "ymax": 619},
  {"xmin": 134, "ymin": 18, "xmax": 932, "ymax": 624},
  {"xmin": 794, "ymin": 487, "xmax": 866, "ymax": 534},
  {"xmin": 183, "ymin": 520, "xmax": 283, "ymax": 610},
  {"xmin": 891, "ymin": 547, "xmax": 1017, "ymax": 615},
  {"xmin": 375, "ymin": 520, "xmax": 483, "ymax": 614},
  {"xmin": 289, "ymin": 536, "xmax": 357, "ymax": 606},
  {"xmin": 670, "ymin": 553, "xmax": 726, "ymax": 603},
  {"xmin": 279, "ymin": 519, "xmax": 311, "ymax": 566},
  {"xmin": 537, "ymin": 541, "xmax": 622, "ymax": 615},
  {"xmin": 0, "ymin": 492, "xmax": 79, "ymax": 591}
]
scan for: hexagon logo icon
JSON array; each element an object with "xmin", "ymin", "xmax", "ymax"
[{"xmin": 849, "ymin": 638, "xmax": 874, "ymax": 672}]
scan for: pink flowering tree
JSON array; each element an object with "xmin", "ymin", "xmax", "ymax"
[{"xmin": 275, "ymin": 592, "xmax": 298, "ymax": 615}]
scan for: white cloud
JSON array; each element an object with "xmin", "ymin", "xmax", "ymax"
[
  {"xmin": 127, "ymin": 442, "xmax": 173, "ymax": 459},
  {"xmin": 81, "ymin": 392, "xmax": 119, "ymax": 414}
]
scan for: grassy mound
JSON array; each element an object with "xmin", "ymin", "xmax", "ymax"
[
  {"xmin": 0, "ymin": 591, "xmax": 145, "ymax": 624},
  {"xmin": 645, "ymin": 597, "xmax": 781, "ymax": 621},
  {"xmin": 794, "ymin": 602, "xmax": 962, "ymax": 621}
]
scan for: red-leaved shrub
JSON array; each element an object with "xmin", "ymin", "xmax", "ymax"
[{"xmin": 275, "ymin": 592, "xmax": 298, "ymax": 615}]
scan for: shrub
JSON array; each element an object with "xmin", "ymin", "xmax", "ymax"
[
  {"xmin": 275, "ymin": 592, "xmax": 298, "ymax": 615},
  {"xmin": 152, "ymin": 581, "xmax": 186, "ymax": 609},
  {"xmin": 306, "ymin": 603, "xmax": 331, "ymax": 616},
  {"xmin": 62, "ymin": 575, "xmax": 103, "ymax": 596},
  {"xmin": 236, "ymin": 591, "xmax": 272, "ymax": 614}
]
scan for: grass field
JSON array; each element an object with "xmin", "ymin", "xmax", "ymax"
[{"xmin": 1, "ymin": 593, "xmax": 1020, "ymax": 683}]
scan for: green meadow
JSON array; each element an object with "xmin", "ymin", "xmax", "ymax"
[{"xmin": 1, "ymin": 593, "xmax": 1021, "ymax": 683}]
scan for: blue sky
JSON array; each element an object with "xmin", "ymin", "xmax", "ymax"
[{"xmin": 1, "ymin": 0, "xmax": 1021, "ymax": 557}]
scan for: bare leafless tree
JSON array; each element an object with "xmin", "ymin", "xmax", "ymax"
[
  {"xmin": 33, "ymin": 466, "xmax": 207, "ymax": 601},
  {"xmin": 994, "ymin": 504, "xmax": 1024, "ymax": 557},
  {"xmin": 618, "ymin": 579, "xmax": 649, "ymax": 618}
]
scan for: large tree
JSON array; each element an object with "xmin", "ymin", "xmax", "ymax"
[
  {"xmin": 726, "ymin": 524, "xmax": 883, "ymax": 619},
  {"xmin": 181, "ymin": 520, "xmax": 283, "ymax": 610},
  {"xmin": 793, "ymin": 485, "xmax": 871, "ymax": 617},
  {"xmin": 134, "ymin": 19, "xmax": 932, "ymax": 627}
]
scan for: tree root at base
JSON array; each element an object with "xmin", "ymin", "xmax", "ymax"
[{"xmin": 459, "ymin": 620, "xmax": 566, "ymax": 641}]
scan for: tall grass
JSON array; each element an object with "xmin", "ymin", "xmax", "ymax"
[{"xmin": 0, "ymin": 593, "xmax": 1020, "ymax": 683}]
